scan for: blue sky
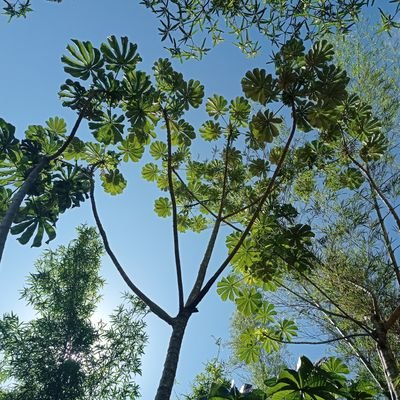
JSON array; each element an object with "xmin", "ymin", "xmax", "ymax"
[{"xmin": 0, "ymin": 0, "xmax": 385, "ymax": 398}]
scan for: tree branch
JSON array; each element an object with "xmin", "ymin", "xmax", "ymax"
[
  {"xmin": 163, "ymin": 108, "xmax": 185, "ymax": 311},
  {"xmin": 189, "ymin": 105, "xmax": 297, "ymax": 310},
  {"xmin": 369, "ymin": 174, "xmax": 400, "ymax": 286},
  {"xmin": 89, "ymin": 172, "xmax": 174, "ymax": 325},
  {"xmin": 261, "ymin": 332, "xmax": 370, "ymax": 345},
  {"xmin": 172, "ymin": 169, "xmax": 242, "ymax": 233},
  {"xmin": 0, "ymin": 111, "xmax": 85, "ymax": 264},
  {"xmin": 384, "ymin": 304, "xmax": 400, "ymax": 331},
  {"xmin": 186, "ymin": 130, "xmax": 234, "ymax": 305},
  {"xmin": 347, "ymin": 152, "xmax": 400, "ymax": 231}
]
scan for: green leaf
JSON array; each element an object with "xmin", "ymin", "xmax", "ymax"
[
  {"xmin": 216, "ymin": 275, "xmax": 241, "ymax": 301},
  {"xmin": 101, "ymin": 35, "xmax": 142, "ymax": 72},
  {"xmin": 62, "ymin": 39, "xmax": 104, "ymax": 80},
  {"xmin": 199, "ymin": 120, "xmax": 222, "ymax": 141},
  {"xmin": 229, "ymin": 97, "xmax": 250, "ymax": 127},
  {"xmin": 250, "ymin": 110, "xmax": 282, "ymax": 143},
  {"xmin": 154, "ymin": 197, "xmax": 171, "ymax": 217},
  {"xmin": 142, "ymin": 163, "xmax": 159, "ymax": 181},
  {"xmin": 276, "ymin": 319, "xmax": 297, "ymax": 341},
  {"xmin": 321, "ymin": 357, "xmax": 349, "ymax": 376},
  {"xmin": 231, "ymin": 239, "xmax": 260, "ymax": 270},
  {"xmin": 46, "ymin": 117, "xmax": 67, "ymax": 136},
  {"xmin": 305, "ymin": 40, "xmax": 334, "ymax": 69},
  {"xmin": 241, "ymin": 68, "xmax": 277, "ymax": 105},
  {"xmin": 118, "ymin": 134, "xmax": 144, "ymax": 162},
  {"xmin": 206, "ymin": 94, "xmax": 229, "ymax": 119},
  {"xmin": 256, "ymin": 302, "xmax": 277, "ymax": 324},
  {"xmin": 149, "ymin": 141, "xmax": 167, "ymax": 160},
  {"xmin": 177, "ymin": 78, "xmax": 204, "ymax": 110},
  {"xmin": 235, "ymin": 288, "xmax": 262, "ymax": 315},
  {"xmin": 100, "ymin": 169, "xmax": 127, "ymax": 195},
  {"xmin": 89, "ymin": 112, "xmax": 125, "ymax": 145}
]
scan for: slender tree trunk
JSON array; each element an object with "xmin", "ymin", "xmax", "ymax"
[
  {"xmin": 0, "ymin": 157, "xmax": 48, "ymax": 263},
  {"xmin": 372, "ymin": 316, "xmax": 400, "ymax": 400},
  {"xmin": 155, "ymin": 312, "xmax": 190, "ymax": 400}
]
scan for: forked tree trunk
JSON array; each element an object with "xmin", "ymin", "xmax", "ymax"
[{"xmin": 155, "ymin": 312, "xmax": 190, "ymax": 400}]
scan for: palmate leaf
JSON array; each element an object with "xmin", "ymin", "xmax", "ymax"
[
  {"xmin": 11, "ymin": 198, "xmax": 57, "ymax": 247},
  {"xmin": 206, "ymin": 94, "xmax": 229, "ymax": 119},
  {"xmin": 154, "ymin": 197, "xmax": 171, "ymax": 217},
  {"xmin": 321, "ymin": 357, "xmax": 349, "ymax": 377},
  {"xmin": 177, "ymin": 78, "xmax": 204, "ymax": 110},
  {"xmin": 89, "ymin": 112, "xmax": 125, "ymax": 145},
  {"xmin": 360, "ymin": 133, "xmax": 388, "ymax": 161},
  {"xmin": 339, "ymin": 167, "xmax": 364, "ymax": 190},
  {"xmin": 216, "ymin": 275, "xmax": 241, "ymax": 301},
  {"xmin": 62, "ymin": 39, "xmax": 104, "ymax": 80},
  {"xmin": 0, "ymin": 118, "xmax": 18, "ymax": 156},
  {"xmin": 52, "ymin": 164, "xmax": 90, "ymax": 213},
  {"xmin": 241, "ymin": 68, "xmax": 277, "ymax": 105},
  {"xmin": 250, "ymin": 110, "xmax": 282, "ymax": 143},
  {"xmin": 231, "ymin": 239, "xmax": 260, "ymax": 270},
  {"xmin": 100, "ymin": 169, "xmax": 127, "ymax": 195},
  {"xmin": 142, "ymin": 163, "xmax": 159, "ymax": 182},
  {"xmin": 199, "ymin": 120, "xmax": 222, "ymax": 141},
  {"xmin": 45, "ymin": 117, "xmax": 67, "ymax": 136},
  {"xmin": 169, "ymin": 119, "xmax": 196, "ymax": 146},
  {"xmin": 101, "ymin": 35, "xmax": 142, "ymax": 72},
  {"xmin": 305, "ymin": 40, "xmax": 334, "ymax": 69},
  {"xmin": 276, "ymin": 319, "xmax": 298, "ymax": 341},
  {"xmin": 229, "ymin": 97, "xmax": 250, "ymax": 127},
  {"xmin": 149, "ymin": 140, "xmax": 167, "ymax": 160},
  {"xmin": 64, "ymin": 137, "xmax": 86, "ymax": 161},
  {"xmin": 256, "ymin": 302, "xmax": 277, "ymax": 324},
  {"xmin": 237, "ymin": 331, "xmax": 261, "ymax": 364},
  {"xmin": 118, "ymin": 134, "xmax": 144, "ymax": 162},
  {"xmin": 235, "ymin": 287, "xmax": 262, "ymax": 316},
  {"xmin": 0, "ymin": 187, "xmax": 13, "ymax": 219}
]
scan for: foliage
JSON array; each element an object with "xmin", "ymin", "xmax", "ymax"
[
  {"xmin": 193, "ymin": 356, "xmax": 376, "ymax": 400},
  {"xmin": 0, "ymin": 226, "xmax": 148, "ymax": 399},
  {"xmin": 140, "ymin": 0, "xmax": 400, "ymax": 59}
]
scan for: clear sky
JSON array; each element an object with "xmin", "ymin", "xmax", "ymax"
[{"xmin": 0, "ymin": 0, "xmax": 383, "ymax": 398}]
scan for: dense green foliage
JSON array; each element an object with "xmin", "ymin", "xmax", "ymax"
[{"xmin": 0, "ymin": 226, "xmax": 147, "ymax": 399}]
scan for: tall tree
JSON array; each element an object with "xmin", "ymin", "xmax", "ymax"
[
  {"xmin": 224, "ymin": 23, "xmax": 400, "ymax": 400},
  {"xmin": 0, "ymin": 226, "xmax": 148, "ymax": 399},
  {"xmin": 43, "ymin": 33, "xmax": 384, "ymax": 398}
]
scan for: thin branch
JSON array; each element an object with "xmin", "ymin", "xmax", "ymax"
[
  {"xmin": 299, "ymin": 272, "xmax": 373, "ymax": 336},
  {"xmin": 172, "ymin": 169, "xmax": 242, "ymax": 232},
  {"xmin": 190, "ymin": 104, "xmax": 297, "ymax": 310},
  {"xmin": 276, "ymin": 280, "xmax": 373, "ymax": 330},
  {"xmin": 186, "ymin": 130, "xmax": 234, "ymax": 305},
  {"xmin": 163, "ymin": 108, "xmax": 185, "ymax": 311},
  {"xmin": 261, "ymin": 332, "xmax": 370, "ymax": 345},
  {"xmin": 369, "ymin": 173, "xmax": 400, "ymax": 286},
  {"xmin": 347, "ymin": 152, "xmax": 400, "ymax": 231},
  {"xmin": 89, "ymin": 172, "xmax": 174, "ymax": 325}
]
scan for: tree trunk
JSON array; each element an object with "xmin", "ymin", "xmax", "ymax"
[
  {"xmin": 155, "ymin": 313, "xmax": 190, "ymax": 400},
  {"xmin": 373, "ymin": 316, "xmax": 400, "ymax": 400},
  {"xmin": 0, "ymin": 157, "xmax": 48, "ymax": 263}
]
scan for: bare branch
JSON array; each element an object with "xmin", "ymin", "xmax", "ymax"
[
  {"xmin": 261, "ymin": 332, "xmax": 370, "ymax": 345},
  {"xmin": 89, "ymin": 172, "xmax": 174, "ymax": 325},
  {"xmin": 163, "ymin": 108, "xmax": 185, "ymax": 311},
  {"xmin": 186, "ymin": 130, "xmax": 234, "ymax": 305}
]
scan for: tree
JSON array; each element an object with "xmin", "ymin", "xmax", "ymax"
[
  {"xmin": 36, "ymin": 33, "xmax": 385, "ymax": 398},
  {"xmin": 0, "ymin": 226, "xmax": 148, "ymax": 399},
  {"xmin": 222, "ymin": 23, "xmax": 400, "ymax": 400}
]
